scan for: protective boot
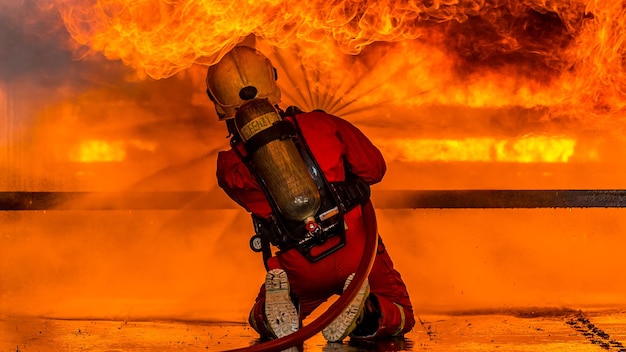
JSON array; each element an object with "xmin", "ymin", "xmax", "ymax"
[
  {"xmin": 322, "ymin": 273, "xmax": 370, "ymax": 342},
  {"xmin": 264, "ymin": 268, "xmax": 300, "ymax": 338}
]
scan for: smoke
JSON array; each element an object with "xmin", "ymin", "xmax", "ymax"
[
  {"xmin": 0, "ymin": 1, "xmax": 248, "ymax": 321},
  {"xmin": 0, "ymin": 208, "xmax": 264, "ymax": 321},
  {"xmin": 377, "ymin": 208, "xmax": 626, "ymax": 312},
  {"xmin": 0, "ymin": 1, "xmax": 66, "ymax": 82}
]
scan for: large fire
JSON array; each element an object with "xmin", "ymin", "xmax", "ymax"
[
  {"xmin": 51, "ymin": 0, "xmax": 626, "ymax": 116},
  {"xmin": 45, "ymin": 0, "xmax": 626, "ymax": 167}
]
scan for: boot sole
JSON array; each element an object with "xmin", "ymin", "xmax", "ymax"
[
  {"xmin": 264, "ymin": 269, "xmax": 299, "ymax": 338},
  {"xmin": 322, "ymin": 273, "xmax": 370, "ymax": 342}
]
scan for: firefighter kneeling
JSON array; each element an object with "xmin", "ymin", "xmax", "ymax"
[{"xmin": 208, "ymin": 45, "xmax": 415, "ymax": 342}]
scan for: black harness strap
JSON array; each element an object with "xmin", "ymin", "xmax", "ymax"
[{"xmin": 244, "ymin": 120, "xmax": 296, "ymax": 155}]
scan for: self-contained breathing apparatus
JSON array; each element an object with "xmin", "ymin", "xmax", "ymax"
[{"xmin": 230, "ymin": 100, "xmax": 371, "ymax": 265}]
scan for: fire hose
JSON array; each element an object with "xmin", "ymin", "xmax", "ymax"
[{"xmin": 223, "ymin": 202, "xmax": 380, "ymax": 352}]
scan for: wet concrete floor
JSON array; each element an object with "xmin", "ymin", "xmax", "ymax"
[{"xmin": 3, "ymin": 307, "xmax": 625, "ymax": 351}]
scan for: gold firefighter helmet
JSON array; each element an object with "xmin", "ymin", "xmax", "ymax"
[{"xmin": 206, "ymin": 46, "xmax": 281, "ymax": 120}]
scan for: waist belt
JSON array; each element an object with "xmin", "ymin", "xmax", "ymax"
[{"xmin": 329, "ymin": 177, "xmax": 371, "ymax": 214}]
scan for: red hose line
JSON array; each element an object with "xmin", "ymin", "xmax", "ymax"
[{"xmin": 224, "ymin": 202, "xmax": 380, "ymax": 352}]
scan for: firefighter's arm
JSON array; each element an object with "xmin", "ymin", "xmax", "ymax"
[
  {"xmin": 333, "ymin": 117, "xmax": 386, "ymax": 185},
  {"xmin": 216, "ymin": 150, "xmax": 273, "ymax": 218}
]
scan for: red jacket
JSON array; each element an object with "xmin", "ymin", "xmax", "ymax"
[{"xmin": 216, "ymin": 110, "xmax": 386, "ymax": 219}]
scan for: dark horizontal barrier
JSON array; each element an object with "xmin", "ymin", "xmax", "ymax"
[
  {"xmin": 374, "ymin": 190, "xmax": 626, "ymax": 208},
  {"xmin": 1, "ymin": 190, "xmax": 626, "ymax": 210}
]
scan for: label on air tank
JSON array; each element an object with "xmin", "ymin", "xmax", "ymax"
[{"xmin": 238, "ymin": 112, "xmax": 276, "ymax": 141}]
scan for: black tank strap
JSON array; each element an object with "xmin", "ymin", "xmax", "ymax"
[{"xmin": 244, "ymin": 120, "xmax": 296, "ymax": 155}]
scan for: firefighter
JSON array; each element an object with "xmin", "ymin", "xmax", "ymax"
[{"xmin": 206, "ymin": 45, "xmax": 415, "ymax": 342}]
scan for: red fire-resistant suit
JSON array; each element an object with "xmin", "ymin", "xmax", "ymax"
[{"xmin": 216, "ymin": 109, "xmax": 415, "ymax": 339}]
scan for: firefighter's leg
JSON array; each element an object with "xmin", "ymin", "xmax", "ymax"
[{"xmin": 351, "ymin": 238, "xmax": 415, "ymax": 340}]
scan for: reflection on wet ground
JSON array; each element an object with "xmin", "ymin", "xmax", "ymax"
[{"xmin": 3, "ymin": 307, "xmax": 625, "ymax": 351}]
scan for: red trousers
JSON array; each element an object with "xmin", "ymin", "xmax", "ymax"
[{"xmin": 249, "ymin": 202, "xmax": 415, "ymax": 339}]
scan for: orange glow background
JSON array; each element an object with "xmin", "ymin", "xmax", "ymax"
[{"xmin": 1, "ymin": 0, "xmax": 626, "ymax": 323}]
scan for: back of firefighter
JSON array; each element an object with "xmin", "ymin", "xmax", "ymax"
[{"xmin": 208, "ymin": 45, "xmax": 415, "ymax": 342}]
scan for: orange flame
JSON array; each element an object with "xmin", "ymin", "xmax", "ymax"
[
  {"xmin": 69, "ymin": 139, "xmax": 126, "ymax": 162},
  {"xmin": 53, "ymin": 0, "xmax": 481, "ymax": 78},
  {"xmin": 376, "ymin": 136, "xmax": 578, "ymax": 163},
  {"xmin": 50, "ymin": 0, "xmax": 626, "ymax": 133}
]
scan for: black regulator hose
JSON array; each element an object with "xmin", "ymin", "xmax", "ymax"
[{"xmin": 223, "ymin": 201, "xmax": 380, "ymax": 352}]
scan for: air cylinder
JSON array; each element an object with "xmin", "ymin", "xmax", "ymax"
[{"xmin": 234, "ymin": 99, "xmax": 321, "ymax": 227}]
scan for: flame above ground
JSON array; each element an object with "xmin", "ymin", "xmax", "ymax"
[
  {"xmin": 50, "ymin": 0, "xmax": 626, "ymax": 132},
  {"xmin": 3, "ymin": 1, "xmax": 626, "ymax": 187}
]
